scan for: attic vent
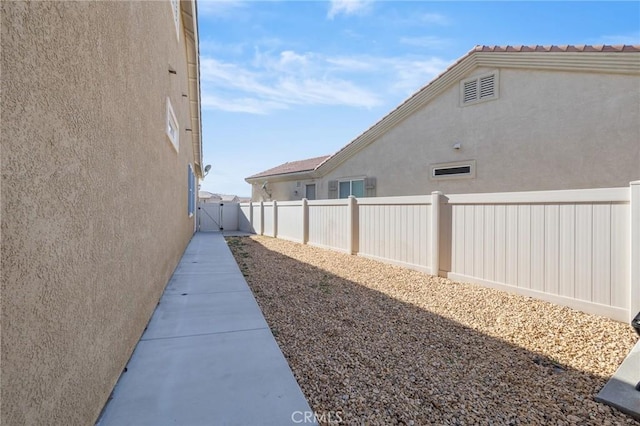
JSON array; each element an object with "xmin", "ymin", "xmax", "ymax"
[
  {"xmin": 463, "ymin": 80, "xmax": 477, "ymax": 104},
  {"xmin": 461, "ymin": 71, "xmax": 498, "ymax": 105},
  {"xmin": 479, "ymin": 74, "xmax": 494, "ymax": 99},
  {"xmin": 431, "ymin": 160, "xmax": 476, "ymax": 180}
]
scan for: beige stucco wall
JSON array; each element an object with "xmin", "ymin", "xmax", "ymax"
[
  {"xmin": 250, "ymin": 178, "xmax": 320, "ymax": 202},
  {"xmin": 263, "ymin": 65, "xmax": 639, "ymax": 201},
  {"xmin": 2, "ymin": 2, "xmax": 197, "ymax": 424},
  {"xmin": 322, "ymin": 66, "xmax": 640, "ymax": 198}
]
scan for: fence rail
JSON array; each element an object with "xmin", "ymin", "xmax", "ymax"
[{"xmin": 236, "ymin": 182, "xmax": 640, "ymax": 323}]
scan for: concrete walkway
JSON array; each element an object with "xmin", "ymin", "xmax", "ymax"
[
  {"xmin": 97, "ymin": 232, "xmax": 314, "ymax": 426},
  {"xmin": 596, "ymin": 339, "xmax": 640, "ymax": 420}
]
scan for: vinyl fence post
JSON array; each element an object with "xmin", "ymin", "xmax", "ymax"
[
  {"xmin": 259, "ymin": 201, "xmax": 264, "ymax": 236},
  {"xmin": 302, "ymin": 198, "xmax": 309, "ymax": 244},
  {"xmin": 431, "ymin": 191, "xmax": 443, "ymax": 277},
  {"xmin": 273, "ymin": 200, "xmax": 278, "ymax": 238},
  {"xmin": 248, "ymin": 202, "xmax": 254, "ymax": 233},
  {"xmin": 630, "ymin": 181, "xmax": 640, "ymax": 324},
  {"xmin": 347, "ymin": 195, "xmax": 358, "ymax": 255}
]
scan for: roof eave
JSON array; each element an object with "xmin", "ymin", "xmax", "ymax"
[
  {"xmin": 245, "ymin": 169, "xmax": 318, "ymax": 184},
  {"xmin": 181, "ymin": 0, "xmax": 203, "ymax": 178}
]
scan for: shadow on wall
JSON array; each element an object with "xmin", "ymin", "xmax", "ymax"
[{"xmin": 226, "ymin": 236, "xmax": 638, "ymax": 425}]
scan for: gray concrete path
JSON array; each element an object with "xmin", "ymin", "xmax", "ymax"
[
  {"xmin": 97, "ymin": 232, "xmax": 314, "ymax": 426},
  {"xmin": 596, "ymin": 339, "xmax": 640, "ymax": 420}
]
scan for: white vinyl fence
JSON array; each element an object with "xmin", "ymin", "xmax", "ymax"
[{"xmin": 236, "ymin": 182, "xmax": 640, "ymax": 323}]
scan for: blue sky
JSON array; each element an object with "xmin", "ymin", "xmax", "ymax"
[{"xmin": 196, "ymin": 0, "xmax": 639, "ymax": 197}]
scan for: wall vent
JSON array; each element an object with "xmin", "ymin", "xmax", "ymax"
[
  {"xmin": 460, "ymin": 71, "xmax": 498, "ymax": 105},
  {"xmin": 431, "ymin": 160, "xmax": 476, "ymax": 180}
]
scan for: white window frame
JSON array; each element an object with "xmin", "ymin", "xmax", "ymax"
[
  {"xmin": 460, "ymin": 70, "xmax": 499, "ymax": 106},
  {"xmin": 338, "ymin": 178, "xmax": 365, "ymax": 199},
  {"xmin": 430, "ymin": 160, "xmax": 476, "ymax": 180},
  {"xmin": 170, "ymin": 0, "xmax": 180, "ymax": 41},
  {"xmin": 166, "ymin": 97, "xmax": 179, "ymax": 152}
]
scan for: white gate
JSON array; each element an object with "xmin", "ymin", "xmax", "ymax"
[{"xmin": 197, "ymin": 202, "xmax": 239, "ymax": 232}]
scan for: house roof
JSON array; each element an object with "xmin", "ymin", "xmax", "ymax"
[
  {"xmin": 198, "ymin": 191, "xmax": 241, "ymax": 202},
  {"xmin": 246, "ymin": 44, "xmax": 640, "ymax": 182},
  {"xmin": 473, "ymin": 45, "xmax": 640, "ymax": 52},
  {"xmin": 247, "ymin": 155, "xmax": 331, "ymax": 180},
  {"xmin": 198, "ymin": 190, "xmax": 218, "ymax": 199}
]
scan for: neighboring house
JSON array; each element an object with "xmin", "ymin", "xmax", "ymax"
[
  {"xmin": 247, "ymin": 155, "xmax": 331, "ymax": 201},
  {"xmin": 199, "ymin": 190, "xmax": 222, "ymax": 203},
  {"xmin": 246, "ymin": 45, "xmax": 640, "ymax": 201},
  {"xmin": 198, "ymin": 191, "xmax": 241, "ymax": 203},
  {"xmin": 220, "ymin": 194, "xmax": 240, "ymax": 203},
  {"xmin": 2, "ymin": 1, "xmax": 202, "ymax": 425}
]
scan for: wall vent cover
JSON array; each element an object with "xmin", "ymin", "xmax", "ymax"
[{"xmin": 461, "ymin": 71, "xmax": 498, "ymax": 105}]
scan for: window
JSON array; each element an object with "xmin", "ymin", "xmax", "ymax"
[
  {"xmin": 305, "ymin": 184, "xmax": 316, "ymax": 200},
  {"xmin": 188, "ymin": 164, "xmax": 195, "ymax": 216},
  {"xmin": 170, "ymin": 0, "xmax": 180, "ymax": 40},
  {"xmin": 339, "ymin": 179, "xmax": 364, "ymax": 198},
  {"xmin": 460, "ymin": 71, "xmax": 498, "ymax": 105},
  {"xmin": 166, "ymin": 98, "xmax": 179, "ymax": 152},
  {"xmin": 431, "ymin": 160, "xmax": 476, "ymax": 180}
]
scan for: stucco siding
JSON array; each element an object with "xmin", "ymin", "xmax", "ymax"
[
  {"xmin": 2, "ymin": 2, "xmax": 197, "ymax": 425},
  {"xmin": 251, "ymin": 178, "xmax": 321, "ymax": 202},
  {"xmin": 321, "ymin": 67, "xmax": 639, "ymax": 198}
]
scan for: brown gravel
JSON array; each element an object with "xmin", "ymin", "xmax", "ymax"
[{"xmin": 226, "ymin": 235, "xmax": 639, "ymax": 425}]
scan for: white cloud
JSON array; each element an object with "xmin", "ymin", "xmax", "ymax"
[
  {"xmin": 200, "ymin": 50, "xmax": 453, "ymax": 114},
  {"xmin": 200, "ymin": 54, "xmax": 384, "ymax": 114},
  {"xmin": 327, "ymin": 0, "xmax": 372, "ymax": 19},
  {"xmin": 390, "ymin": 57, "xmax": 451, "ymax": 95},
  {"xmin": 199, "ymin": 39, "xmax": 247, "ymax": 56},
  {"xmin": 326, "ymin": 56, "xmax": 377, "ymax": 72},
  {"xmin": 201, "ymin": 94, "xmax": 287, "ymax": 115}
]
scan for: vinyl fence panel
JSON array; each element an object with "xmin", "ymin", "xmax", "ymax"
[
  {"xmin": 307, "ymin": 199, "xmax": 350, "ymax": 253},
  {"xmin": 239, "ymin": 203, "xmax": 252, "ymax": 233},
  {"xmin": 358, "ymin": 196, "xmax": 432, "ymax": 273},
  {"xmin": 446, "ymin": 188, "xmax": 631, "ymax": 322},
  {"xmin": 263, "ymin": 202, "xmax": 275, "ymax": 237},
  {"xmin": 277, "ymin": 201, "xmax": 304, "ymax": 243}
]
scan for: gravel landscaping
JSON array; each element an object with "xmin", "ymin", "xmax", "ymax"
[{"xmin": 226, "ymin": 235, "xmax": 639, "ymax": 425}]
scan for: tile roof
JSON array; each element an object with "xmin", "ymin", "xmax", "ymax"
[
  {"xmin": 247, "ymin": 155, "xmax": 331, "ymax": 179},
  {"xmin": 473, "ymin": 44, "xmax": 640, "ymax": 53}
]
